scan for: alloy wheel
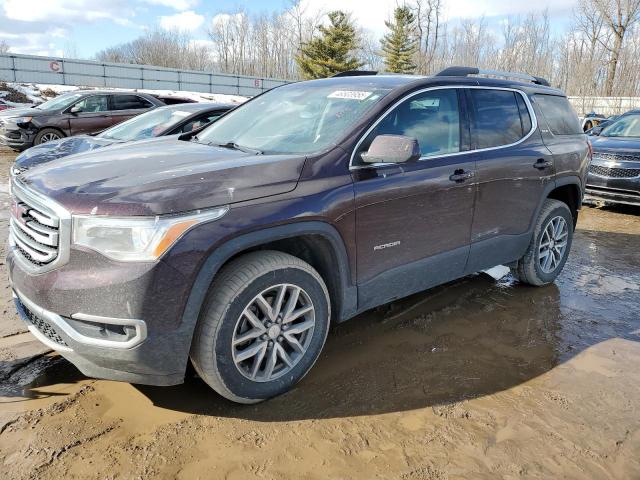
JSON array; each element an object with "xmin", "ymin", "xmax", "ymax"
[
  {"xmin": 39, "ymin": 132, "xmax": 61, "ymax": 144},
  {"xmin": 232, "ymin": 283, "xmax": 316, "ymax": 382},
  {"xmin": 538, "ymin": 215, "xmax": 569, "ymax": 273}
]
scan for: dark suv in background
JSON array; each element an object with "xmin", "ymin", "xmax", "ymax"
[
  {"xmin": 585, "ymin": 111, "xmax": 640, "ymax": 206},
  {"xmin": 8, "ymin": 67, "xmax": 589, "ymax": 404},
  {"xmin": 0, "ymin": 90, "xmax": 190, "ymax": 150}
]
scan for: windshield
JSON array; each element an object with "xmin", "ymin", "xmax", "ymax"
[
  {"xmin": 601, "ymin": 114, "xmax": 640, "ymax": 138},
  {"xmin": 197, "ymin": 82, "xmax": 392, "ymax": 154},
  {"xmin": 99, "ymin": 107, "xmax": 193, "ymax": 141},
  {"xmin": 35, "ymin": 93, "xmax": 84, "ymax": 111}
]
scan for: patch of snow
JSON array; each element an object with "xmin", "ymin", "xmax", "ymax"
[{"xmin": 482, "ymin": 265, "xmax": 511, "ymax": 280}]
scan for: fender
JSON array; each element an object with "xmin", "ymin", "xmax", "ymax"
[
  {"xmin": 178, "ymin": 221, "xmax": 358, "ymax": 349},
  {"xmin": 537, "ymin": 175, "xmax": 583, "ymax": 219}
]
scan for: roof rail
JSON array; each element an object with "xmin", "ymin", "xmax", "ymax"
[
  {"xmin": 435, "ymin": 66, "xmax": 550, "ymax": 87},
  {"xmin": 332, "ymin": 70, "xmax": 378, "ymax": 78}
]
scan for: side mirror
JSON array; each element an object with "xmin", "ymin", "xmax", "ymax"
[
  {"xmin": 361, "ymin": 135, "xmax": 420, "ymax": 164},
  {"xmin": 69, "ymin": 106, "xmax": 81, "ymax": 114}
]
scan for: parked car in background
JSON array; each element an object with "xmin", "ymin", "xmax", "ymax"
[
  {"xmin": 586, "ymin": 112, "xmax": 640, "ymax": 206},
  {"xmin": 14, "ymin": 103, "xmax": 234, "ymax": 173},
  {"xmin": 586, "ymin": 115, "xmax": 619, "ymax": 136},
  {"xmin": 0, "ymin": 90, "xmax": 193, "ymax": 151},
  {"xmin": 581, "ymin": 112, "xmax": 606, "ymax": 132},
  {"xmin": 8, "ymin": 67, "xmax": 588, "ymax": 404}
]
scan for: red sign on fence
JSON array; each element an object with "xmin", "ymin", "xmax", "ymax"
[{"xmin": 49, "ymin": 61, "xmax": 62, "ymax": 73}]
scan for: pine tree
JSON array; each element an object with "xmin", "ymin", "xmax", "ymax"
[
  {"xmin": 380, "ymin": 6, "xmax": 418, "ymax": 74},
  {"xmin": 296, "ymin": 11, "xmax": 363, "ymax": 79}
]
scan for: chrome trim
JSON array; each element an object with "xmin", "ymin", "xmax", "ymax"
[
  {"xmin": 9, "ymin": 178, "xmax": 71, "ymax": 274},
  {"xmin": 11, "ymin": 216, "xmax": 59, "ymax": 247},
  {"xmin": 71, "ymin": 312, "xmax": 148, "ymax": 349},
  {"xmin": 349, "ymin": 85, "xmax": 539, "ymax": 170},
  {"xmin": 14, "ymin": 289, "xmax": 148, "ymax": 350}
]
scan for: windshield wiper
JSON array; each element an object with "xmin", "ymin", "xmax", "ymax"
[{"xmin": 212, "ymin": 141, "xmax": 262, "ymax": 155}]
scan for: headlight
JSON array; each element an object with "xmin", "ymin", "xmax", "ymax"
[
  {"xmin": 72, "ymin": 207, "xmax": 228, "ymax": 262},
  {"xmin": 11, "ymin": 116, "xmax": 33, "ymax": 124}
]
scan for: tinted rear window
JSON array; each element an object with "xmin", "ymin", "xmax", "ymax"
[
  {"xmin": 533, "ymin": 94, "xmax": 581, "ymax": 135},
  {"xmin": 470, "ymin": 89, "xmax": 530, "ymax": 149},
  {"xmin": 113, "ymin": 95, "xmax": 154, "ymax": 110}
]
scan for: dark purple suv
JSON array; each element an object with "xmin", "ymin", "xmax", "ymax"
[{"xmin": 8, "ymin": 67, "xmax": 589, "ymax": 403}]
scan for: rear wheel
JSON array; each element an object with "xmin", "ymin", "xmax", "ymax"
[
  {"xmin": 190, "ymin": 251, "xmax": 330, "ymax": 403},
  {"xmin": 34, "ymin": 128, "xmax": 63, "ymax": 145},
  {"xmin": 511, "ymin": 199, "xmax": 574, "ymax": 286}
]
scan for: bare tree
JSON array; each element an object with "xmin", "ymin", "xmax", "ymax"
[
  {"xmin": 412, "ymin": 0, "xmax": 442, "ymax": 74},
  {"xmin": 0, "ymin": 40, "xmax": 9, "ymax": 54},
  {"xmin": 586, "ymin": 0, "xmax": 640, "ymax": 95},
  {"xmin": 96, "ymin": 28, "xmax": 215, "ymax": 70}
]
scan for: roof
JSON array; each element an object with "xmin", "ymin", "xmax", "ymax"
[
  {"xmin": 158, "ymin": 102, "xmax": 235, "ymax": 113},
  {"xmin": 282, "ymin": 73, "xmax": 564, "ymax": 96}
]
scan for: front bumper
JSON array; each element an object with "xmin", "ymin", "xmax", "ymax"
[
  {"xmin": 585, "ymin": 157, "xmax": 640, "ymax": 206},
  {"xmin": 0, "ymin": 125, "xmax": 35, "ymax": 150},
  {"xmin": 8, "ymin": 247, "xmax": 195, "ymax": 386}
]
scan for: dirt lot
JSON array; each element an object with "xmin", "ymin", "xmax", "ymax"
[{"xmin": 0, "ymin": 145, "xmax": 639, "ymax": 479}]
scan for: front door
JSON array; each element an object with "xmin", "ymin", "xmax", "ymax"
[
  {"xmin": 351, "ymin": 88, "xmax": 477, "ymax": 310},
  {"xmin": 68, "ymin": 94, "xmax": 111, "ymax": 135}
]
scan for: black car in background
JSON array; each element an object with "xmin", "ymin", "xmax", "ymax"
[
  {"xmin": 0, "ymin": 90, "xmax": 194, "ymax": 151},
  {"xmin": 14, "ymin": 103, "xmax": 234, "ymax": 172},
  {"xmin": 586, "ymin": 112, "xmax": 640, "ymax": 206}
]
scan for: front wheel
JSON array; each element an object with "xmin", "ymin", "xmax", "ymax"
[
  {"xmin": 511, "ymin": 199, "xmax": 574, "ymax": 286},
  {"xmin": 34, "ymin": 128, "xmax": 63, "ymax": 145},
  {"xmin": 190, "ymin": 251, "xmax": 330, "ymax": 403}
]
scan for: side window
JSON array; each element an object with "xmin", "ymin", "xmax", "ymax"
[
  {"xmin": 533, "ymin": 94, "xmax": 581, "ymax": 135},
  {"xmin": 470, "ymin": 89, "xmax": 529, "ymax": 149},
  {"xmin": 72, "ymin": 95, "xmax": 109, "ymax": 113},
  {"xmin": 357, "ymin": 89, "xmax": 461, "ymax": 163},
  {"xmin": 181, "ymin": 113, "xmax": 222, "ymax": 133},
  {"xmin": 112, "ymin": 95, "xmax": 154, "ymax": 111}
]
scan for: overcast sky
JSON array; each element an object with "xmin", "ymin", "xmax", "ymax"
[{"xmin": 0, "ymin": 0, "xmax": 579, "ymax": 58}]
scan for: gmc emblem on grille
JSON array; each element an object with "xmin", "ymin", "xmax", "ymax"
[{"xmin": 10, "ymin": 199, "xmax": 26, "ymax": 220}]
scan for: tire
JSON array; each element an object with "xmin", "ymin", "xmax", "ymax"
[
  {"xmin": 511, "ymin": 199, "xmax": 574, "ymax": 286},
  {"xmin": 190, "ymin": 250, "xmax": 331, "ymax": 404},
  {"xmin": 34, "ymin": 128, "xmax": 64, "ymax": 145}
]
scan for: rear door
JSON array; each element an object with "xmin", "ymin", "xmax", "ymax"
[
  {"xmin": 530, "ymin": 94, "xmax": 588, "ymax": 185},
  {"xmin": 68, "ymin": 94, "xmax": 111, "ymax": 135},
  {"xmin": 110, "ymin": 94, "xmax": 155, "ymax": 126},
  {"xmin": 352, "ymin": 87, "xmax": 477, "ymax": 309},
  {"xmin": 465, "ymin": 87, "xmax": 554, "ymax": 273}
]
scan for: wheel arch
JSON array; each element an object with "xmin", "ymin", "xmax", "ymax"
[
  {"xmin": 180, "ymin": 221, "xmax": 357, "ymax": 348},
  {"xmin": 546, "ymin": 177, "xmax": 582, "ymax": 229}
]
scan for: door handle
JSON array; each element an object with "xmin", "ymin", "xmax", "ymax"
[
  {"xmin": 533, "ymin": 159, "xmax": 553, "ymax": 170},
  {"xmin": 449, "ymin": 169, "xmax": 475, "ymax": 182}
]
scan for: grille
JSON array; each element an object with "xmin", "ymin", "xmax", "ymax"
[
  {"xmin": 589, "ymin": 164, "xmax": 640, "ymax": 178},
  {"xmin": 10, "ymin": 185, "xmax": 61, "ymax": 268},
  {"xmin": 594, "ymin": 152, "xmax": 640, "ymax": 163},
  {"xmin": 20, "ymin": 300, "xmax": 67, "ymax": 346}
]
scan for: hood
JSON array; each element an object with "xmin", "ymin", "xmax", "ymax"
[
  {"xmin": 0, "ymin": 106, "xmax": 49, "ymax": 119},
  {"xmin": 18, "ymin": 138, "xmax": 307, "ymax": 216},
  {"xmin": 591, "ymin": 136, "xmax": 640, "ymax": 155},
  {"xmin": 15, "ymin": 135, "xmax": 120, "ymax": 171}
]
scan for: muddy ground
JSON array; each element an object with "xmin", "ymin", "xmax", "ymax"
[{"xmin": 0, "ymin": 145, "xmax": 639, "ymax": 479}]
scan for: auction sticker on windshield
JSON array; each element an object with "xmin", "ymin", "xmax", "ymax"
[{"xmin": 327, "ymin": 90, "xmax": 373, "ymax": 100}]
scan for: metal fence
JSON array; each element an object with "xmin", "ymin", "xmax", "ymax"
[
  {"xmin": 0, "ymin": 53, "xmax": 289, "ymax": 97},
  {"xmin": 568, "ymin": 96, "xmax": 640, "ymax": 117}
]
